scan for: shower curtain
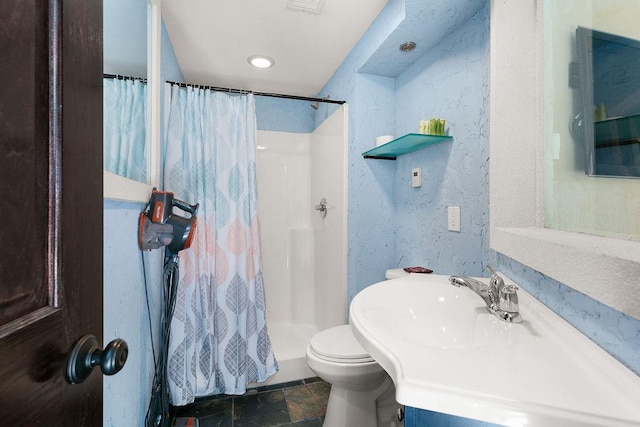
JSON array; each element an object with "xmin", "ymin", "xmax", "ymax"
[
  {"xmin": 163, "ymin": 84, "xmax": 278, "ymax": 406},
  {"xmin": 103, "ymin": 78, "xmax": 147, "ymax": 182}
]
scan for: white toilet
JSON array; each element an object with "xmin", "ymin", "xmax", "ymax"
[{"xmin": 306, "ymin": 269, "xmax": 408, "ymax": 427}]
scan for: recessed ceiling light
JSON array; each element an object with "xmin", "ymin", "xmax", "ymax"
[
  {"xmin": 399, "ymin": 42, "xmax": 416, "ymax": 52},
  {"xmin": 247, "ymin": 55, "xmax": 275, "ymax": 69}
]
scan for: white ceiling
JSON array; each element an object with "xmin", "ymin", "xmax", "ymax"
[{"xmin": 162, "ymin": 0, "xmax": 388, "ymax": 97}]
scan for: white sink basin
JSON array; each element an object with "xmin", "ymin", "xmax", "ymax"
[
  {"xmin": 350, "ymin": 274, "xmax": 640, "ymax": 427},
  {"xmin": 363, "ymin": 280, "xmax": 493, "ymax": 351}
]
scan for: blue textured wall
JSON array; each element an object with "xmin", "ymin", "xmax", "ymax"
[
  {"xmin": 393, "ymin": 5, "xmax": 490, "ymax": 274},
  {"xmin": 350, "ymin": 74, "xmax": 397, "ymax": 300},
  {"xmin": 103, "ymin": 201, "xmax": 163, "ymax": 426},
  {"xmin": 255, "ymin": 96, "xmax": 315, "ymax": 133},
  {"xmin": 318, "ymin": 0, "xmax": 489, "ymax": 301},
  {"xmin": 318, "ymin": 0, "xmax": 406, "ymax": 301}
]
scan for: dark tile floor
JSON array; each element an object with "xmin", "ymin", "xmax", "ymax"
[{"xmin": 172, "ymin": 377, "xmax": 331, "ymax": 427}]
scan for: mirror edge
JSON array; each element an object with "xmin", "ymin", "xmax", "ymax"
[
  {"xmin": 104, "ymin": 171, "xmax": 153, "ymax": 202},
  {"xmin": 147, "ymin": 0, "xmax": 161, "ymax": 189}
]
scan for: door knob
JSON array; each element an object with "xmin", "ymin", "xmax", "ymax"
[{"xmin": 65, "ymin": 334, "xmax": 128, "ymax": 384}]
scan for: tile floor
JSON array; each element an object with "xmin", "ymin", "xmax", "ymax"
[{"xmin": 172, "ymin": 377, "xmax": 331, "ymax": 427}]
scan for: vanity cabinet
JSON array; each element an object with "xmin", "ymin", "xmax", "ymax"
[{"xmin": 404, "ymin": 407, "xmax": 500, "ymax": 427}]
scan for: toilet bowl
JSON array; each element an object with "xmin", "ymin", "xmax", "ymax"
[
  {"xmin": 306, "ymin": 325, "xmax": 400, "ymax": 427},
  {"xmin": 306, "ymin": 269, "xmax": 407, "ymax": 427}
]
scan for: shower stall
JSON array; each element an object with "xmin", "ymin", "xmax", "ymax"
[{"xmin": 254, "ymin": 106, "xmax": 348, "ymax": 385}]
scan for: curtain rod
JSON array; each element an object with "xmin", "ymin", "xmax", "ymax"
[
  {"xmin": 103, "ymin": 73, "xmax": 147, "ymax": 83},
  {"xmin": 166, "ymin": 80, "xmax": 345, "ymax": 105}
]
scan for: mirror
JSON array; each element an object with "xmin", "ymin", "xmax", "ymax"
[
  {"xmin": 104, "ymin": 0, "xmax": 158, "ymax": 201},
  {"xmin": 104, "ymin": 0, "xmax": 148, "ymax": 183},
  {"xmin": 490, "ymin": 0, "xmax": 640, "ymax": 320},
  {"xmin": 103, "ymin": 0, "xmax": 147, "ymax": 79},
  {"xmin": 574, "ymin": 27, "xmax": 640, "ymax": 178}
]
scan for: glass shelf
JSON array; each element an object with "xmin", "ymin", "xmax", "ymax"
[{"xmin": 362, "ymin": 133, "xmax": 453, "ymax": 160}]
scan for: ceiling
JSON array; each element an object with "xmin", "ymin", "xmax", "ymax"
[{"xmin": 162, "ymin": 0, "xmax": 388, "ymax": 97}]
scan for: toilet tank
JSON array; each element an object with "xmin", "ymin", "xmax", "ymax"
[{"xmin": 385, "ymin": 269, "xmax": 409, "ymax": 280}]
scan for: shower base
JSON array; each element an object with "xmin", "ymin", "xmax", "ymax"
[{"xmin": 249, "ymin": 322, "xmax": 319, "ymax": 387}]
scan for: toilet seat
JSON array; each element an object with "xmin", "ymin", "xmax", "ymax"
[{"xmin": 309, "ymin": 325, "xmax": 374, "ymax": 364}]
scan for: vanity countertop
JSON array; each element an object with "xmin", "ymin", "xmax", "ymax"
[{"xmin": 350, "ymin": 274, "xmax": 640, "ymax": 426}]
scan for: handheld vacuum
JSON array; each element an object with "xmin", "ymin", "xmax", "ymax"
[
  {"xmin": 139, "ymin": 189, "xmax": 199, "ymax": 427},
  {"xmin": 139, "ymin": 189, "xmax": 199, "ymax": 257}
]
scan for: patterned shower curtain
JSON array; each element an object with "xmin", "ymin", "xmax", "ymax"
[
  {"xmin": 163, "ymin": 84, "xmax": 278, "ymax": 406},
  {"xmin": 103, "ymin": 78, "xmax": 147, "ymax": 182}
]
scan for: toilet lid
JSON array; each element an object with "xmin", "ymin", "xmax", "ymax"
[{"xmin": 310, "ymin": 325, "xmax": 374, "ymax": 362}]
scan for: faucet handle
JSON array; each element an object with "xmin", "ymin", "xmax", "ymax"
[{"xmin": 487, "ymin": 265, "xmax": 504, "ymax": 289}]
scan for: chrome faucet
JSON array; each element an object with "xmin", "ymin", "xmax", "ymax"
[{"xmin": 448, "ymin": 266, "xmax": 522, "ymax": 323}]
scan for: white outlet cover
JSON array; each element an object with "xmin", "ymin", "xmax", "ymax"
[{"xmin": 448, "ymin": 206, "xmax": 461, "ymax": 232}]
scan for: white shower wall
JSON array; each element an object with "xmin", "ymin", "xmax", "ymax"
[
  {"xmin": 309, "ymin": 109, "xmax": 348, "ymax": 332},
  {"xmin": 255, "ymin": 106, "xmax": 347, "ymax": 385},
  {"xmin": 257, "ymin": 131, "xmax": 312, "ymax": 325}
]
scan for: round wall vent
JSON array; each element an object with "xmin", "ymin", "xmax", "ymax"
[{"xmin": 399, "ymin": 42, "xmax": 416, "ymax": 52}]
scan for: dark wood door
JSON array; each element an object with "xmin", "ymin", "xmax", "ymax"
[{"xmin": 0, "ymin": 0, "xmax": 104, "ymax": 424}]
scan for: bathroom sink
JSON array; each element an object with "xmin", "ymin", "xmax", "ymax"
[
  {"xmin": 350, "ymin": 274, "xmax": 640, "ymax": 427},
  {"xmin": 360, "ymin": 279, "xmax": 493, "ymax": 351}
]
